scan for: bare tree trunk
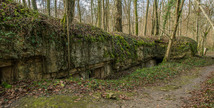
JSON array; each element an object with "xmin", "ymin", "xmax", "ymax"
[
  {"xmin": 144, "ymin": 0, "xmax": 149, "ymax": 36},
  {"xmin": 132, "ymin": 18, "xmax": 134, "ymax": 34},
  {"xmin": 32, "ymin": 0, "xmax": 37, "ymax": 10},
  {"xmin": 22, "ymin": 0, "xmax": 26, "ymax": 7},
  {"xmin": 179, "ymin": 15, "xmax": 182, "ymax": 36},
  {"xmin": 105, "ymin": 0, "xmax": 109, "ymax": 31},
  {"xmin": 127, "ymin": 0, "xmax": 131, "ymax": 34},
  {"xmin": 63, "ymin": 0, "xmax": 66, "ymax": 14},
  {"xmin": 134, "ymin": 0, "xmax": 138, "ymax": 36},
  {"xmin": 98, "ymin": 0, "xmax": 102, "ymax": 28},
  {"xmin": 47, "ymin": 0, "xmax": 50, "ymax": 16},
  {"xmin": 55, "ymin": 0, "xmax": 57, "ymax": 18},
  {"xmin": 28, "ymin": 0, "xmax": 30, "ymax": 8},
  {"xmin": 195, "ymin": 0, "xmax": 200, "ymax": 43},
  {"xmin": 195, "ymin": 0, "xmax": 214, "ymax": 30},
  {"xmin": 162, "ymin": 0, "xmax": 174, "ymax": 36},
  {"xmin": 43, "ymin": 0, "xmax": 46, "ymax": 13},
  {"xmin": 186, "ymin": 0, "xmax": 191, "ymax": 35},
  {"xmin": 201, "ymin": 26, "xmax": 211, "ymax": 56},
  {"xmin": 77, "ymin": 0, "xmax": 81, "ymax": 23},
  {"xmin": 151, "ymin": 3, "xmax": 155, "ymax": 35},
  {"xmin": 154, "ymin": 0, "xmax": 159, "ymax": 35},
  {"xmin": 91, "ymin": 0, "xmax": 94, "ymax": 25},
  {"xmin": 65, "ymin": 0, "xmax": 75, "ymax": 71},
  {"xmin": 164, "ymin": 0, "xmax": 185, "ymax": 62},
  {"xmin": 159, "ymin": 0, "xmax": 164, "ymax": 36},
  {"xmin": 95, "ymin": 10, "xmax": 98, "ymax": 26},
  {"xmin": 59, "ymin": 1, "xmax": 62, "ymax": 15},
  {"xmin": 168, "ymin": 14, "xmax": 171, "ymax": 34},
  {"xmin": 102, "ymin": 0, "xmax": 106, "ymax": 30},
  {"xmin": 115, "ymin": 0, "xmax": 122, "ymax": 32}
]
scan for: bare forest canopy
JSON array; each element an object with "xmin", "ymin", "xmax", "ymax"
[{"xmin": 10, "ymin": 0, "xmax": 214, "ymax": 54}]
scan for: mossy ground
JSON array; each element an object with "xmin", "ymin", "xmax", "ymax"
[
  {"xmin": 12, "ymin": 90, "xmax": 135, "ymax": 108},
  {"xmin": 13, "ymin": 95, "xmax": 98, "ymax": 108},
  {"xmin": 154, "ymin": 68, "xmax": 200, "ymax": 92},
  {"xmin": 175, "ymin": 56, "xmax": 214, "ymax": 66}
]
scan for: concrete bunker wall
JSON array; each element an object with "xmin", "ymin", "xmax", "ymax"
[
  {"xmin": 0, "ymin": 38, "xmax": 166, "ymax": 83},
  {"xmin": 0, "ymin": 1, "xmax": 197, "ymax": 83}
]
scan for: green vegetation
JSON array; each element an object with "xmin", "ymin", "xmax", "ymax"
[
  {"xmin": 75, "ymin": 57, "xmax": 213, "ymax": 91},
  {"xmin": 14, "ymin": 95, "xmax": 99, "ymax": 108},
  {"xmin": 176, "ymin": 57, "xmax": 214, "ymax": 66},
  {"xmin": 1, "ymin": 82, "xmax": 12, "ymax": 89},
  {"xmin": 70, "ymin": 62, "xmax": 191, "ymax": 91},
  {"xmin": 171, "ymin": 36, "xmax": 198, "ymax": 57}
]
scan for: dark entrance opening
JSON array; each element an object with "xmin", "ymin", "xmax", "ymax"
[{"xmin": 153, "ymin": 57, "xmax": 164, "ymax": 65}]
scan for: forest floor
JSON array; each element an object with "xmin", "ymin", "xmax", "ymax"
[{"xmin": 1, "ymin": 53, "xmax": 214, "ymax": 108}]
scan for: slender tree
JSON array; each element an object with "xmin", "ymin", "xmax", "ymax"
[
  {"xmin": 144, "ymin": 0, "xmax": 149, "ymax": 36},
  {"xmin": 195, "ymin": 0, "xmax": 200, "ymax": 43},
  {"xmin": 22, "ymin": 0, "xmax": 26, "ymax": 7},
  {"xmin": 47, "ymin": 0, "xmax": 51, "ymax": 16},
  {"xmin": 98, "ymin": 0, "xmax": 102, "ymax": 28},
  {"xmin": 42, "ymin": 0, "xmax": 46, "ymax": 13},
  {"xmin": 115, "ymin": 0, "xmax": 122, "ymax": 32},
  {"xmin": 186, "ymin": 0, "xmax": 191, "ymax": 35},
  {"xmin": 77, "ymin": 0, "xmax": 82, "ymax": 23},
  {"xmin": 124, "ymin": 0, "xmax": 131, "ymax": 34},
  {"xmin": 65, "ymin": 0, "xmax": 75, "ymax": 71},
  {"xmin": 162, "ymin": 0, "xmax": 175, "ymax": 36},
  {"xmin": 164, "ymin": 0, "xmax": 185, "ymax": 61},
  {"xmin": 28, "ymin": 0, "xmax": 30, "ymax": 8},
  {"xmin": 105, "ymin": 0, "xmax": 109, "ymax": 31},
  {"xmin": 201, "ymin": 25, "xmax": 211, "ymax": 56},
  {"xmin": 154, "ymin": 0, "xmax": 159, "ymax": 35},
  {"xmin": 91, "ymin": 0, "xmax": 94, "ymax": 25},
  {"xmin": 55, "ymin": 0, "xmax": 57, "ymax": 18},
  {"xmin": 32, "ymin": 0, "xmax": 37, "ymax": 10},
  {"xmin": 195, "ymin": 0, "xmax": 214, "ymax": 30},
  {"xmin": 134, "ymin": 0, "xmax": 138, "ymax": 36},
  {"xmin": 102, "ymin": 0, "xmax": 106, "ymax": 30},
  {"xmin": 151, "ymin": 2, "xmax": 155, "ymax": 35}
]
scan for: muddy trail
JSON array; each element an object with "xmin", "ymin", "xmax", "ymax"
[{"xmin": 104, "ymin": 64, "xmax": 214, "ymax": 108}]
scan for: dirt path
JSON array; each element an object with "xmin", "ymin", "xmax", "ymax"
[{"xmin": 102, "ymin": 64, "xmax": 214, "ymax": 108}]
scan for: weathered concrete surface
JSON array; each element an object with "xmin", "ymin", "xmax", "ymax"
[
  {"xmin": 0, "ymin": 1, "xmax": 197, "ymax": 83},
  {"xmin": 0, "ymin": 33, "xmax": 196, "ymax": 83}
]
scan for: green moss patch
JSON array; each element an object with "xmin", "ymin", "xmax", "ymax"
[
  {"xmin": 176, "ymin": 57, "xmax": 214, "ymax": 67},
  {"xmin": 13, "ymin": 95, "xmax": 100, "ymax": 108}
]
